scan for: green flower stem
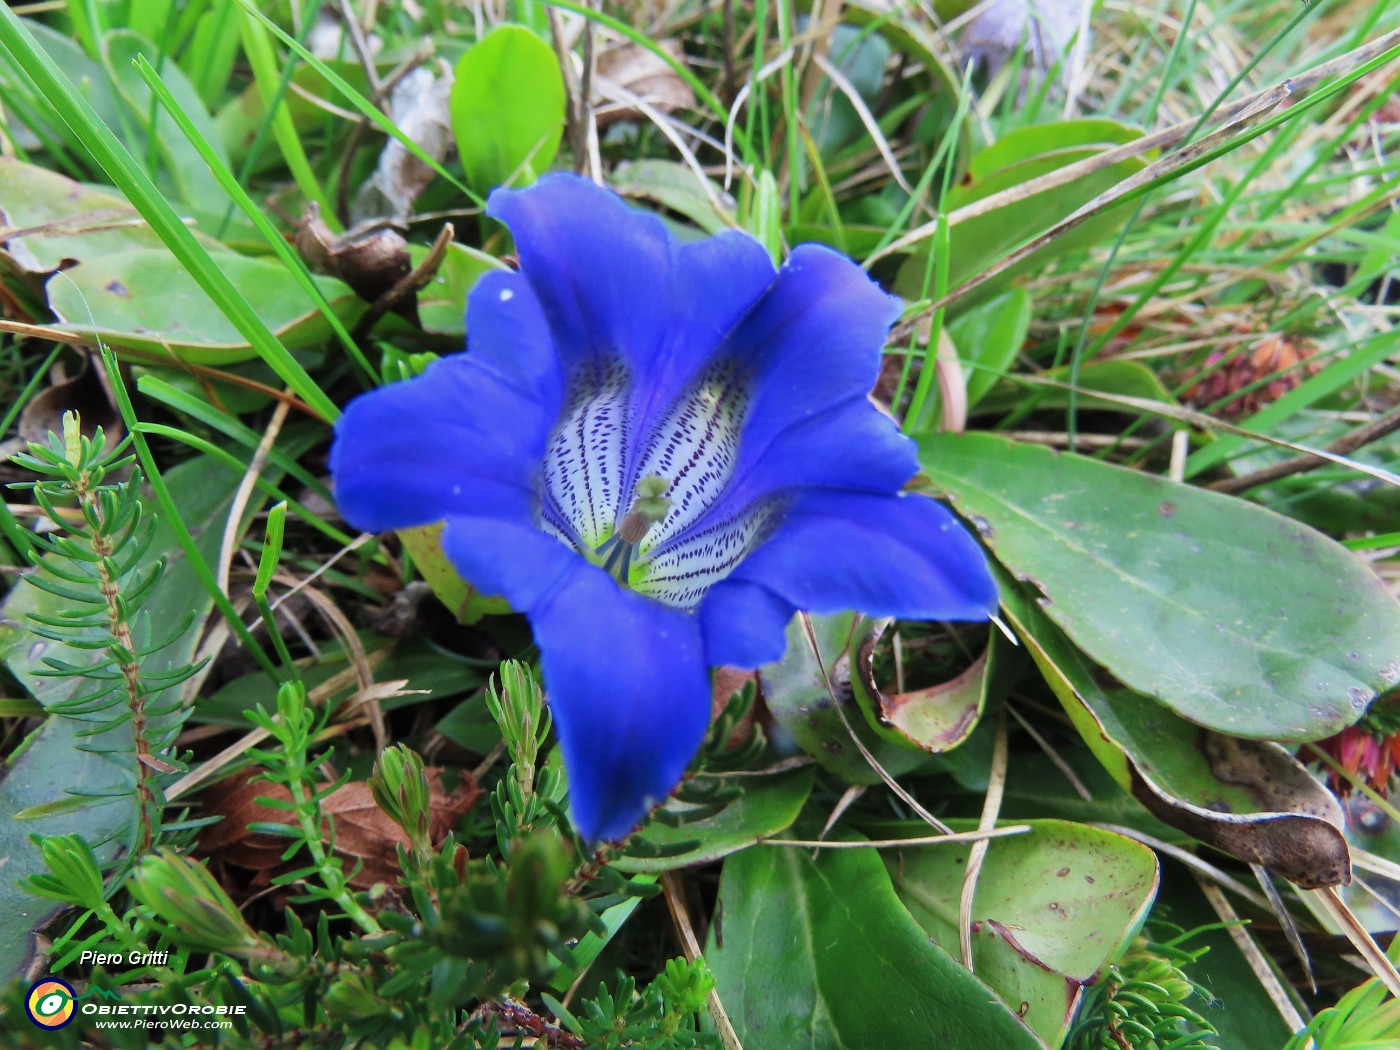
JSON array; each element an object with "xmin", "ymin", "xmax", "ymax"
[{"xmin": 286, "ymin": 770, "xmax": 382, "ymax": 935}]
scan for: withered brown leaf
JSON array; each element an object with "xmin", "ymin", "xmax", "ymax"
[{"xmin": 200, "ymin": 767, "xmax": 480, "ymax": 890}]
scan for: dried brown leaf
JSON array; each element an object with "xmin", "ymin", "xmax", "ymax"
[
  {"xmin": 200, "ymin": 767, "xmax": 480, "ymax": 890},
  {"xmin": 594, "ymin": 41, "xmax": 696, "ymax": 128},
  {"xmin": 294, "ymin": 203, "xmax": 414, "ymax": 318}
]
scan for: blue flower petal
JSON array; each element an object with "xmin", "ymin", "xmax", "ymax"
[
  {"xmin": 720, "ymin": 397, "xmax": 919, "ymax": 514},
  {"xmin": 720, "ymin": 243, "xmax": 902, "ymax": 455},
  {"xmin": 722, "ymin": 490, "xmax": 999, "ymax": 627},
  {"xmin": 331, "ymin": 346, "xmax": 555, "ymax": 533},
  {"xmin": 465, "ymin": 269, "xmax": 565, "ymax": 412},
  {"xmin": 699, "ymin": 578, "xmax": 794, "ymax": 668},
  {"xmin": 488, "ymin": 174, "xmax": 675, "ymax": 377},
  {"xmin": 642, "ymin": 241, "xmax": 910, "ymax": 534},
  {"xmin": 529, "ymin": 566, "xmax": 712, "ymax": 843},
  {"xmin": 490, "ymin": 176, "xmax": 778, "ymax": 445},
  {"xmin": 441, "ymin": 516, "xmax": 582, "ymax": 612},
  {"xmin": 333, "ymin": 176, "xmax": 998, "ymax": 846},
  {"xmin": 624, "ymin": 229, "xmax": 777, "ymax": 452}
]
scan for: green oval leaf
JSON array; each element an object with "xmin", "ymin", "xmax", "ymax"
[
  {"xmin": 888, "ymin": 819, "xmax": 1159, "ymax": 1048},
  {"xmin": 0, "ymin": 157, "xmax": 231, "ymax": 275},
  {"xmin": 997, "ymin": 567, "xmax": 1350, "ymax": 889},
  {"xmin": 919, "ymin": 432, "xmax": 1400, "ymax": 741},
  {"xmin": 449, "ymin": 25, "xmax": 565, "ymax": 193},
  {"xmin": 614, "ymin": 767, "xmax": 815, "ymax": 874},
  {"xmin": 48, "ymin": 247, "xmax": 366, "ymax": 364},
  {"xmin": 707, "ymin": 843, "xmax": 1044, "ymax": 1050}
]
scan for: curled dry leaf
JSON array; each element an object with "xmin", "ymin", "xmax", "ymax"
[
  {"xmin": 593, "ymin": 41, "xmax": 696, "ymax": 128},
  {"xmin": 295, "ymin": 202, "xmax": 415, "ymax": 320},
  {"xmin": 759, "ymin": 612, "xmax": 929, "ymax": 785},
  {"xmin": 18, "ymin": 350, "xmax": 123, "ymax": 454},
  {"xmin": 199, "ymin": 767, "xmax": 480, "ymax": 891},
  {"xmin": 352, "ymin": 65, "xmax": 454, "ymax": 223}
]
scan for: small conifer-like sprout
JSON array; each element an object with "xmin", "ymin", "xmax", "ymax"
[
  {"xmin": 332, "ymin": 175, "xmax": 997, "ymax": 842},
  {"xmin": 12, "ymin": 411, "xmax": 195, "ymax": 855}
]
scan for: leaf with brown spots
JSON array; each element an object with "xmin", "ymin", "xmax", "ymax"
[
  {"xmin": 890, "ymin": 819, "xmax": 1159, "ymax": 1049},
  {"xmin": 997, "ymin": 566, "xmax": 1351, "ymax": 889}
]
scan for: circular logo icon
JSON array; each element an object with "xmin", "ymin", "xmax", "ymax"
[{"xmin": 25, "ymin": 978, "xmax": 77, "ymax": 1029}]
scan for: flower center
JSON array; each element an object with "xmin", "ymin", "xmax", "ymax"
[
  {"xmin": 538, "ymin": 359, "xmax": 772, "ymax": 608},
  {"xmin": 594, "ymin": 475, "xmax": 671, "ymax": 585}
]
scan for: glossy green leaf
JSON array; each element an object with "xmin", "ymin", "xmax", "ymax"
[
  {"xmin": 889, "ymin": 819, "xmax": 1159, "ymax": 1048},
  {"xmin": 449, "ymin": 25, "xmax": 565, "ymax": 192},
  {"xmin": 48, "ymin": 247, "xmax": 365, "ymax": 364},
  {"xmin": 707, "ymin": 843, "xmax": 1043, "ymax": 1050},
  {"xmin": 759, "ymin": 612, "xmax": 928, "ymax": 783},
  {"xmin": 614, "ymin": 767, "xmax": 815, "ymax": 874},
  {"xmin": 185, "ymin": 2, "xmax": 241, "ymax": 109},
  {"xmin": 996, "ymin": 562, "xmax": 1350, "ymax": 889},
  {"xmin": 946, "ymin": 288, "xmax": 1030, "ymax": 409},
  {"xmin": 919, "ymin": 432, "xmax": 1400, "ymax": 741}
]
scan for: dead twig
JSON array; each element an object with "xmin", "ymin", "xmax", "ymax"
[
  {"xmin": 958, "ymin": 712, "xmax": 1007, "ymax": 969},
  {"xmin": 1208, "ymin": 401, "xmax": 1400, "ymax": 494}
]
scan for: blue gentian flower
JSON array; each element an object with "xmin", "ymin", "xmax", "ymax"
[{"xmin": 330, "ymin": 174, "xmax": 997, "ymax": 843}]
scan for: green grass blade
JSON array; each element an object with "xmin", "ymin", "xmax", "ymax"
[
  {"xmin": 233, "ymin": 0, "xmax": 477, "ymax": 202},
  {"xmin": 236, "ymin": 4, "xmax": 339, "ymax": 226},
  {"xmin": 100, "ymin": 348, "xmax": 283, "ymax": 682},
  {"xmin": 0, "ymin": 4, "xmax": 340, "ymax": 422},
  {"xmin": 132, "ymin": 53, "xmax": 376, "ymax": 386}
]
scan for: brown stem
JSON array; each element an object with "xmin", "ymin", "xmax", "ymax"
[{"xmin": 1207, "ymin": 402, "xmax": 1400, "ymax": 495}]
